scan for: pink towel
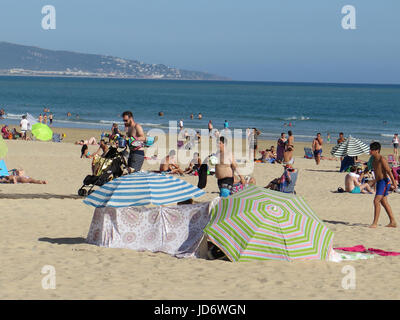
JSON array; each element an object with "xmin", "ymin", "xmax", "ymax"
[
  {"xmin": 367, "ymin": 248, "xmax": 400, "ymax": 257},
  {"xmin": 334, "ymin": 245, "xmax": 366, "ymax": 253},
  {"xmin": 334, "ymin": 245, "xmax": 400, "ymax": 256}
]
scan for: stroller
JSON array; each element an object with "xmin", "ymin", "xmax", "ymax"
[{"xmin": 78, "ymin": 146, "xmax": 128, "ymax": 197}]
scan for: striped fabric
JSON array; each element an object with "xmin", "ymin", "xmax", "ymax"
[
  {"xmin": 83, "ymin": 171, "xmax": 205, "ymax": 208},
  {"xmin": 331, "ymin": 136, "xmax": 370, "ymax": 157},
  {"xmin": 204, "ymin": 185, "xmax": 334, "ymax": 262}
]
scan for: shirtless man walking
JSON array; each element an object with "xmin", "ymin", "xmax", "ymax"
[
  {"xmin": 122, "ymin": 111, "xmax": 146, "ymax": 173},
  {"xmin": 215, "ymin": 137, "xmax": 245, "ymax": 197},
  {"xmin": 369, "ymin": 142, "xmax": 397, "ymax": 228},
  {"xmin": 312, "ymin": 133, "xmax": 323, "ymax": 165}
]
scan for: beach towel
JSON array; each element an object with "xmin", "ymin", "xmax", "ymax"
[
  {"xmin": 329, "ymin": 249, "xmax": 374, "ymax": 262},
  {"xmin": 86, "ymin": 202, "xmax": 211, "ymax": 258},
  {"xmin": 334, "ymin": 245, "xmax": 400, "ymax": 257},
  {"xmin": 0, "ymin": 160, "xmax": 9, "ymax": 177}
]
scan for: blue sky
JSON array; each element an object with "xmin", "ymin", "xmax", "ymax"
[{"xmin": 0, "ymin": 0, "xmax": 399, "ymax": 83}]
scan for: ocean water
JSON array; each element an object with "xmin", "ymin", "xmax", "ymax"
[{"xmin": 1, "ymin": 76, "xmax": 400, "ymax": 145}]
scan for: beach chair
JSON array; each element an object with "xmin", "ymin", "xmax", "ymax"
[
  {"xmin": 0, "ymin": 159, "xmax": 9, "ymax": 177},
  {"xmin": 388, "ymin": 154, "xmax": 396, "ymax": 166},
  {"xmin": 279, "ymin": 170, "xmax": 298, "ymax": 194},
  {"xmin": 52, "ymin": 133, "xmax": 61, "ymax": 142},
  {"xmin": 304, "ymin": 147, "xmax": 313, "ymax": 159}
]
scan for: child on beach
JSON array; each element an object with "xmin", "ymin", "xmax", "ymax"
[{"xmin": 369, "ymin": 142, "xmax": 397, "ymax": 228}]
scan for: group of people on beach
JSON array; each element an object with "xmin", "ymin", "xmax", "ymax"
[
  {"xmin": 69, "ymin": 110, "xmax": 400, "ymax": 229},
  {"xmin": 38, "ymin": 112, "xmax": 53, "ymax": 126}
]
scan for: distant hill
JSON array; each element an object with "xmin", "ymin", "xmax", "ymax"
[{"xmin": 0, "ymin": 42, "xmax": 228, "ymax": 80}]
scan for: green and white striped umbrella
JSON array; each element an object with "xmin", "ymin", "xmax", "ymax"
[
  {"xmin": 330, "ymin": 136, "xmax": 370, "ymax": 157},
  {"xmin": 204, "ymin": 185, "xmax": 333, "ymax": 262}
]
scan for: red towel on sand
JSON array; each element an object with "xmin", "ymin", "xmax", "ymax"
[{"xmin": 334, "ymin": 245, "xmax": 400, "ymax": 257}]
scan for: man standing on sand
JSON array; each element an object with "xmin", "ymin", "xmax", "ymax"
[
  {"xmin": 122, "ymin": 111, "xmax": 146, "ymax": 173},
  {"xmin": 20, "ymin": 115, "xmax": 29, "ymax": 140},
  {"xmin": 287, "ymin": 130, "xmax": 294, "ymax": 150},
  {"xmin": 215, "ymin": 137, "xmax": 245, "ymax": 197},
  {"xmin": 337, "ymin": 132, "xmax": 345, "ymax": 145},
  {"xmin": 312, "ymin": 133, "xmax": 323, "ymax": 165},
  {"xmin": 369, "ymin": 142, "xmax": 397, "ymax": 228}
]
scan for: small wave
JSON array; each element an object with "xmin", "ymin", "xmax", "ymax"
[
  {"xmin": 54, "ymin": 119, "xmax": 107, "ymax": 127},
  {"xmin": 283, "ymin": 116, "xmax": 311, "ymax": 121},
  {"xmin": 100, "ymin": 120, "xmax": 124, "ymax": 125},
  {"xmin": 381, "ymin": 133, "xmax": 394, "ymax": 137},
  {"xmin": 5, "ymin": 113, "xmax": 25, "ymax": 119},
  {"xmin": 142, "ymin": 122, "xmax": 163, "ymax": 127}
]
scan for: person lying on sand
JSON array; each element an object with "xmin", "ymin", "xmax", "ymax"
[
  {"xmin": 344, "ymin": 166, "xmax": 373, "ymax": 194},
  {"xmin": 231, "ymin": 175, "xmax": 256, "ymax": 193},
  {"xmin": 75, "ymin": 137, "xmax": 98, "ymax": 145},
  {"xmin": 160, "ymin": 150, "xmax": 184, "ymax": 175},
  {"xmin": 0, "ymin": 169, "xmax": 47, "ymax": 184}
]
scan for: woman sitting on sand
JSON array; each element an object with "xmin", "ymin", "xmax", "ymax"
[
  {"xmin": 75, "ymin": 137, "xmax": 98, "ymax": 145},
  {"xmin": 283, "ymin": 145, "xmax": 294, "ymax": 165},
  {"xmin": 0, "ymin": 169, "xmax": 47, "ymax": 184},
  {"xmin": 184, "ymin": 152, "xmax": 202, "ymax": 174},
  {"xmin": 81, "ymin": 144, "xmax": 94, "ymax": 159}
]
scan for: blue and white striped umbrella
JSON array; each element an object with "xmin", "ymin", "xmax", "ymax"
[{"xmin": 83, "ymin": 171, "xmax": 206, "ymax": 208}]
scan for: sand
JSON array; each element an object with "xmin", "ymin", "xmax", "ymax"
[{"xmin": 1, "ymin": 129, "xmax": 400, "ymax": 300}]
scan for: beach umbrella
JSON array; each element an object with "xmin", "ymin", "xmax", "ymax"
[
  {"xmin": 330, "ymin": 136, "xmax": 370, "ymax": 157},
  {"xmin": 31, "ymin": 123, "xmax": 53, "ymax": 141},
  {"xmin": 26, "ymin": 113, "xmax": 38, "ymax": 130},
  {"xmin": 0, "ymin": 135, "xmax": 8, "ymax": 158},
  {"xmin": 204, "ymin": 185, "xmax": 333, "ymax": 262},
  {"xmin": 83, "ymin": 171, "xmax": 206, "ymax": 208}
]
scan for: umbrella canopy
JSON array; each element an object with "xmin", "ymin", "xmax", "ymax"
[
  {"xmin": 83, "ymin": 171, "xmax": 206, "ymax": 208},
  {"xmin": 26, "ymin": 113, "xmax": 38, "ymax": 130},
  {"xmin": 330, "ymin": 136, "xmax": 370, "ymax": 157},
  {"xmin": 0, "ymin": 135, "xmax": 8, "ymax": 158},
  {"xmin": 204, "ymin": 185, "xmax": 333, "ymax": 262},
  {"xmin": 31, "ymin": 123, "xmax": 53, "ymax": 141}
]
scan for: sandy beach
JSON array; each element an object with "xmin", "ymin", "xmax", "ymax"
[{"xmin": 1, "ymin": 128, "xmax": 400, "ymax": 300}]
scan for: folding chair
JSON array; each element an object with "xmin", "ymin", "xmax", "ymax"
[{"xmin": 304, "ymin": 147, "xmax": 313, "ymax": 159}]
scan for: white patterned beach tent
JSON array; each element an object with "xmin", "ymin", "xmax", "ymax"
[
  {"xmin": 86, "ymin": 203, "xmax": 211, "ymax": 258},
  {"xmin": 83, "ymin": 171, "xmax": 205, "ymax": 208},
  {"xmin": 330, "ymin": 136, "xmax": 370, "ymax": 157}
]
